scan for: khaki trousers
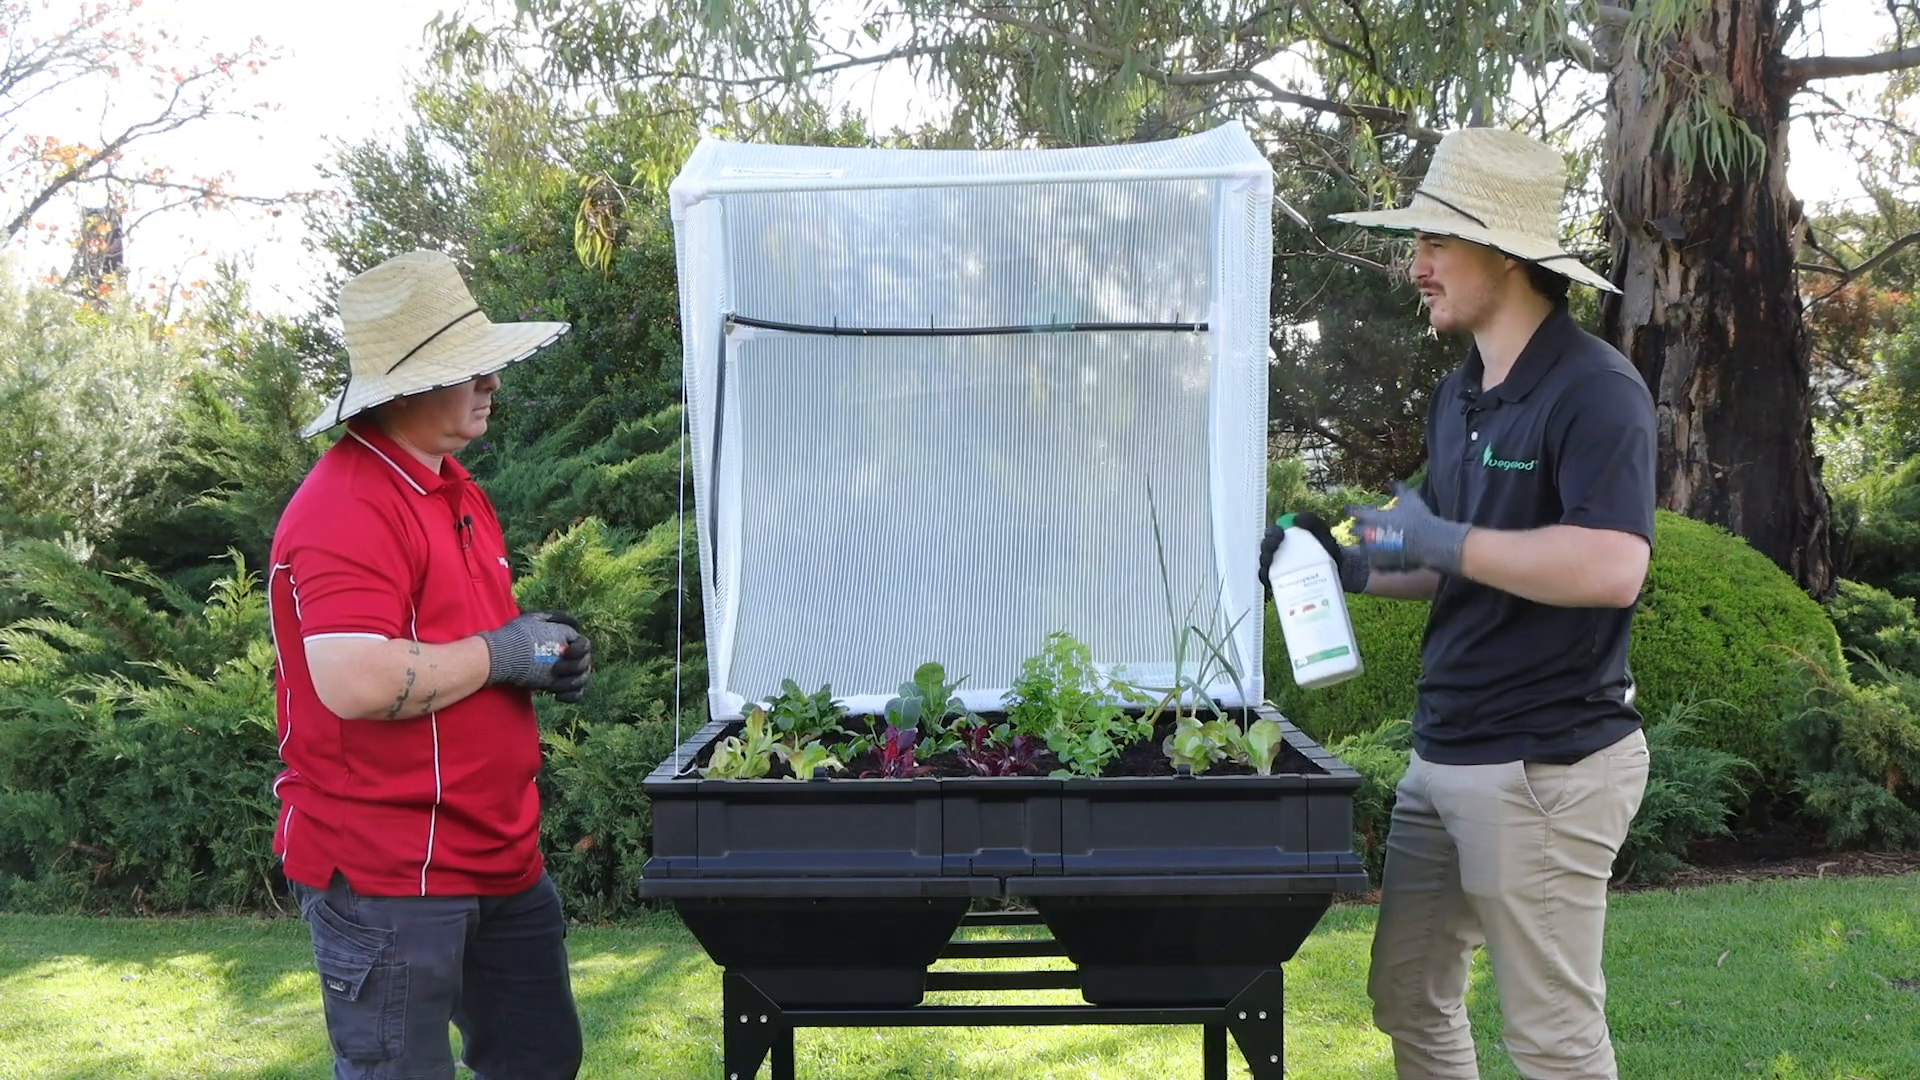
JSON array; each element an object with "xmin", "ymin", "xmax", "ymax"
[{"xmin": 1367, "ymin": 729, "xmax": 1650, "ymax": 1079}]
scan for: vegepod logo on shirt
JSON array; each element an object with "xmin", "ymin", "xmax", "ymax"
[{"xmin": 1482, "ymin": 444, "xmax": 1538, "ymax": 471}]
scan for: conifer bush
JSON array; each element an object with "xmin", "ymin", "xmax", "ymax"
[
  {"xmin": 1779, "ymin": 648, "xmax": 1920, "ymax": 849},
  {"xmin": 0, "ymin": 549, "xmax": 281, "ymax": 912},
  {"xmin": 513, "ymin": 516, "xmax": 701, "ymax": 919},
  {"xmin": 1824, "ymin": 579, "xmax": 1920, "ymax": 680}
]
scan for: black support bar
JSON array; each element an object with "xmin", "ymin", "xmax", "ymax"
[
  {"xmin": 722, "ymin": 965, "xmax": 1289, "ymax": 1080},
  {"xmin": 958, "ymin": 909, "xmax": 1045, "ymax": 927},
  {"xmin": 939, "ymin": 938, "xmax": 1066, "ymax": 959},
  {"xmin": 785, "ymin": 1003, "xmax": 1222, "ymax": 1027},
  {"xmin": 727, "ymin": 313, "xmax": 1208, "ymax": 337},
  {"xmin": 924, "ymin": 969, "xmax": 1081, "ymax": 992}
]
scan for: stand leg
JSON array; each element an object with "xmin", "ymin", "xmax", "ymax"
[
  {"xmin": 1226, "ymin": 970, "xmax": 1286, "ymax": 1080},
  {"xmin": 771, "ymin": 1026, "xmax": 795, "ymax": 1080},
  {"xmin": 722, "ymin": 973, "xmax": 782, "ymax": 1080},
  {"xmin": 1204, "ymin": 1022, "xmax": 1228, "ymax": 1080}
]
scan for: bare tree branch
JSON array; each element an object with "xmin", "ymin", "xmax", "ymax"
[
  {"xmin": 1785, "ymin": 45, "xmax": 1920, "ymax": 85},
  {"xmin": 568, "ymin": 42, "xmax": 968, "ymax": 90},
  {"xmin": 1280, "ymin": 235, "xmax": 1396, "ymax": 274},
  {"xmin": 1163, "ymin": 68, "xmax": 1441, "ymax": 141},
  {"xmin": 1, "ymin": 71, "xmax": 217, "ymax": 242},
  {"xmin": 1796, "ymin": 228, "xmax": 1920, "ymax": 283},
  {"xmin": 1801, "ymin": 221, "xmax": 1852, "ymax": 267}
]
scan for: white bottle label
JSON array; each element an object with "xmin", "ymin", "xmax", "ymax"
[{"xmin": 1272, "ymin": 565, "xmax": 1354, "ymax": 670}]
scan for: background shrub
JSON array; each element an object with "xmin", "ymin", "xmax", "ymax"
[
  {"xmin": 0, "ymin": 551, "xmax": 282, "ymax": 912},
  {"xmin": 1779, "ymin": 648, "xmax": 1920, "ymax": 848},
  {"xmin": 514, "ymin": 516, "xmax": 692, "ymax": 919},
  {"xmin": 1825, "ymin": 580, "xmax": 1920, "ymax": 680},
  {"xmin": 1320, "ymin": 702, "xmax": 1749, "ymax": 888},
  {"xmin": 1839, "ymin": 455, "xmax": 1920, "ymax": 600},
  {"xmin": 1324, "ymin": 718, "xmax": 1411, "ymax": 885},
  {"xmin": 1629, "ymin": 514, "xmax": 1844, "ymax": 781},
  {"xmin": 1269, "ymin": 596, "xmax": 1430, "ymax": 744},
  {"xmin": 1614, "ymin": 702, "xmax": 1751, "ymax": 883}
]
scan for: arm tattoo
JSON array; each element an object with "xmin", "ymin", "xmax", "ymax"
[
  {"xmin": 386, "ymin": 667, "xmax": 418, "ymax": 719},
  {"xmin": 420, "ymin": 688, "xmax": 439, "ymax": 716}
]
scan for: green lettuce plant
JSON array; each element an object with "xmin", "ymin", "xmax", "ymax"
[{"xmin": 702, "ymin": 707, "xmax": 781, "ymax": 779}]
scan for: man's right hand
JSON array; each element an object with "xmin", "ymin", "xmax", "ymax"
[
  {"xmin": 1260, "ymin": 511, "xmax": 1370, "ymax": 595},
  {"xmin": 479, "ymin": 611, "xmax": 593, "ymax": 700}
]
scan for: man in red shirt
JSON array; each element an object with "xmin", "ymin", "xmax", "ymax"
[{"xmin": 270, "ymin": 250, "xmax": 591, "ymax": 1079}]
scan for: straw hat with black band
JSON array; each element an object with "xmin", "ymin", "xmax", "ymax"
[
  {"xmin": 1329, "ymin": 127, "xmax": 1619, "ymax": 295},
  {"xmin": 302, "ymin": 250, "xmax": 571, "ymax": 439}
]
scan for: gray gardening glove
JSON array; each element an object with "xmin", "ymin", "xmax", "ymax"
[
  {"xmin": 1348, "ymin": 484, "xmax": 1471, "ymax": 576},
  {"xmin": 479, "ymin": 611, "xmax": 593, "ymax": 701}
]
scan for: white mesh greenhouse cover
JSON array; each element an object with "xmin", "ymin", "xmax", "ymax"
[{"xmin": 670, "ymin": 121, "xmax": 1275, "ymax": 721}]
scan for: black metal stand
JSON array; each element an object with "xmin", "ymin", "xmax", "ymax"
[{"xmin": 718, "ymin": 911, "xmax": 1286, "ymax": 1080}]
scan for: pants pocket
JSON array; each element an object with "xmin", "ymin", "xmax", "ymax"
[
  {"xmin": 306, "ymin": 897, "xmax": 409, "ymax": 1062},
  {"xmin": 1517, "ymin": 759, "xmax": 1571, "ymax": 817}
]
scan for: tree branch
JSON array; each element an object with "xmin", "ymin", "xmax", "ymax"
[
  {"xmin": 1163, "ymin": 68, "xmax": 1440, "ymax": 141},
  {"xmin": 958, "ymin": 3, "xmax": 1440, "ymax": 141},
  {"xmin": 1280, "ymin": 234, "xmax": 1395, "ymax": 274},
  {"xmin": 1779, "ymin": 0, "xmax": 1808, "ymax": 42},
  {"xmin": 1797, "ymin": 229, "xmax": 1920, "ymax": 287},
  {"xmin": 1785, "ymin": 45, "xmax": 1920, "ymax": 85},
  {"xmin": 1297, "ymin": 6, "xmax": 1373, "ymax": 71}
]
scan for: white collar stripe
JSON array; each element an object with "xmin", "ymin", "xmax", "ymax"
[{"xmin": 346, "ymin": 429, "xmax": 429, "ymax": 496}]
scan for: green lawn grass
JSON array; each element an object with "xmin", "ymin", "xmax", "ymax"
[{"xmin": 2, "ymin": 874, "xmax": 1917, "ymax": 1079}]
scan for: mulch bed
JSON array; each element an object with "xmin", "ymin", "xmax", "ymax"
[
  {"xmin": 1329, "ymin": 820, "xmax": 1920, "ymax": 906},
  {"xmin": 1613, "ymin": 847, "xmax": 1920, "ymax": 892}
]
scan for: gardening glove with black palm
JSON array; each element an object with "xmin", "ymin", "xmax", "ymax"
[
  {"xmin": 479, "ymin": 610, "xmax": 593, "ymax": 702},
  {"xmin": 542, "ymin": 611, "xmax": 593, "ymax": 704},
  {"xmin": 1260, "ymin": 511, "xmax": 1370, "ymax": 596},
  {"xmin": 1347, "ymin": 484, "xmax": 1471, "ymax": 576}
]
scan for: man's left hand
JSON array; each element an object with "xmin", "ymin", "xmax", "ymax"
[{"xmin": 1348, "ymin": 484, "xmax": 1471, "ymax": 576}]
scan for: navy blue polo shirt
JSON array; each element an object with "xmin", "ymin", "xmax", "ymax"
[{"xmin": 1412, "ymin": 306, "xmax": 1657, "ymax": 766}]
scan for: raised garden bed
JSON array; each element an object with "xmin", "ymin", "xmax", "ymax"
[
  {"xmin": 653, "ymin": 121, "xmax": 1367, "ymax": 1080},
  {"xmin": 640, "ymin": 680, "xmax": 1369, "ymax": 1078}
]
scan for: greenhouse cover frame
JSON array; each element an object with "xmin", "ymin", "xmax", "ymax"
[{"xmin": 669, "ymin": 121, "xmax": 1275, "ymax": 722}]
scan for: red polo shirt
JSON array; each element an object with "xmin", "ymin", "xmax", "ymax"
[{"xmin": 268, "ymin": 418, "xmax": 543, "ymax": 896}]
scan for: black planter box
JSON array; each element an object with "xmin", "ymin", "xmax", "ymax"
[{"xmin": 640, "ymin": 707, "xmax": 1369, "ymax": 1009}]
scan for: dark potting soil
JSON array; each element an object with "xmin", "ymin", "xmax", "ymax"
[{"xmin": 692, "ymin": 711, "xmax": 1324, "ymax": 780}]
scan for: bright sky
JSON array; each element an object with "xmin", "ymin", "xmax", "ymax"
[
  {"xmin": 7, "ymin": 0, "xmax": 453, "ymax": 313},
  {"xmin": 3, "ymin": 0, "xmax": 1906, "ymax": 316}
]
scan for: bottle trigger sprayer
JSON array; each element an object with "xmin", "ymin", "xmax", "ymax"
[{"xmin": 1268, "ymin": 514, "xmax": 1364, "ymax": 689}]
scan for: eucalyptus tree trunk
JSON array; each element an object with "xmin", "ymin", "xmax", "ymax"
[{"xmin": 1599, "ymin": 0, "xmax": 1834, "ymax": 595}]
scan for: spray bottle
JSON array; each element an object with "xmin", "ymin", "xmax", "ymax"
[{"xmin": 1268, "ymin": 514, "xmax": 1364, "ymax": 689}]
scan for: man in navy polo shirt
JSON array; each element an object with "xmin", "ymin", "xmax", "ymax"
[
  {"xmin": 1262, "ymin": 129, "xmax": 1656, "ymax": 1079},
  {"xmin": 272, "ymin": 250, "xmax": 594, "ymax": 1080}
]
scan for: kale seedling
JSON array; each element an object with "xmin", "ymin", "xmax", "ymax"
[
  {"xmin": 763, "ymin": 679, "xmax": 849, "ymax": 745},
  {"xmin": 883, "ymin": 661, "xmax": 974, "ymax": 755},
  {"xmin": 956, "ymin": 723, "xmax": 1044, "ymax": 776},
  {"xmin": 859, "ymin": 724, "xmax": 933, "ymax": 778}
]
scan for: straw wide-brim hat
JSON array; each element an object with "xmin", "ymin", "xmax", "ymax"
[
  {"xmin": 302, "ymin": 250, "xmax": 570, "ymax": 438},
  {"xmin": 1329, "ymin": 127, "xmax": 1618, "ymax": 294}
]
